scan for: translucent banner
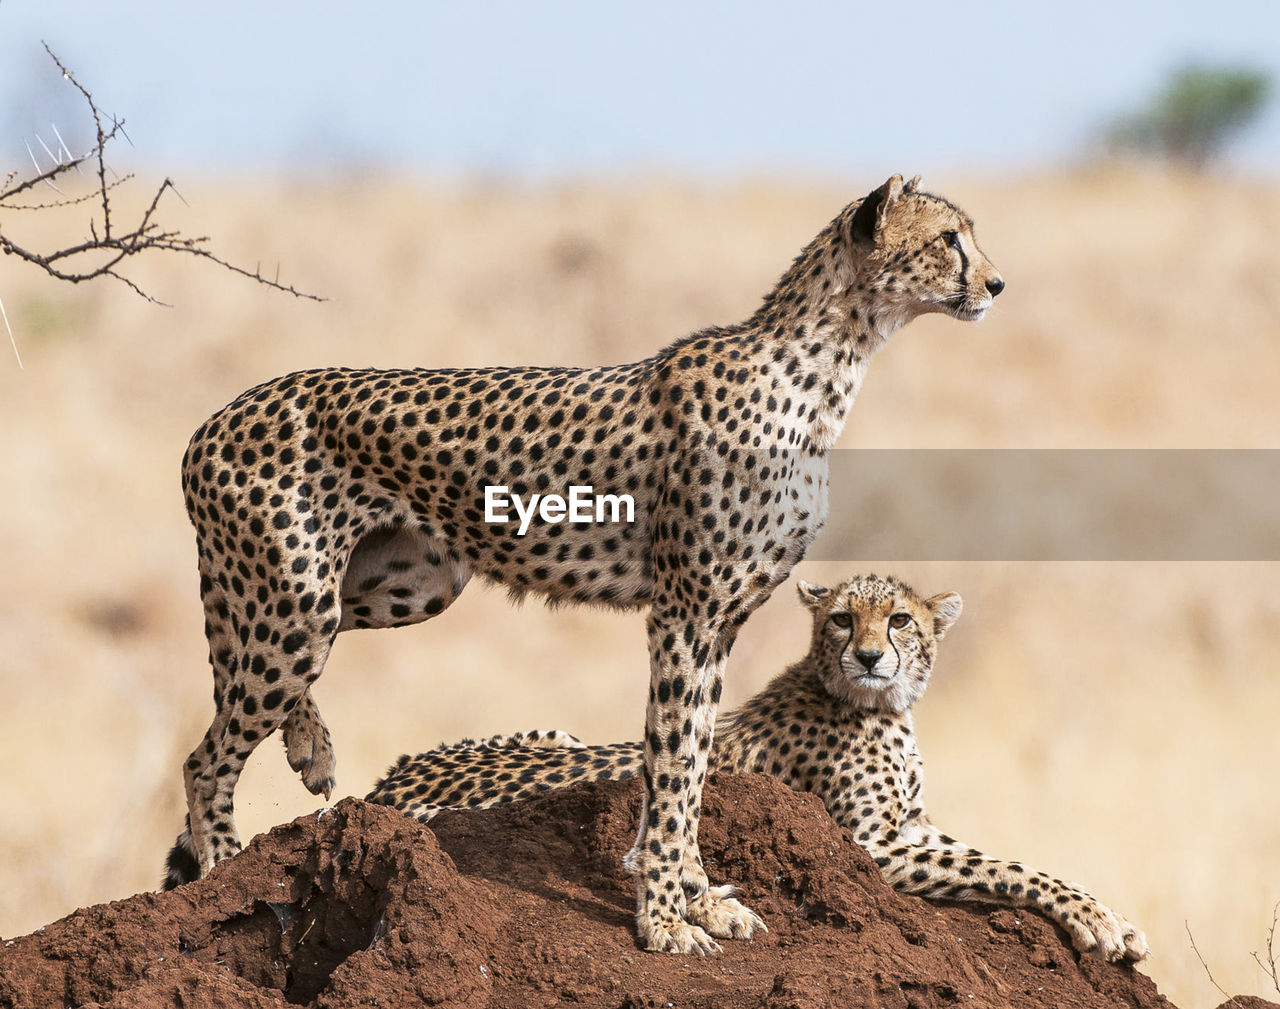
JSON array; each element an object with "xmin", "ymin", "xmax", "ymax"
[{"xmin": 810, "ymin": 450, "xmax": 1280, "ymax": 561}]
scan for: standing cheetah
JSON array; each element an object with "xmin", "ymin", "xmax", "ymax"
[
  {"xmin": 368, "ymin": 573, "xmax": 1149, "ymax": 963},
  {"xmin": 166, "ymin": 174, "xmax": 1003, "ymax": 954}
]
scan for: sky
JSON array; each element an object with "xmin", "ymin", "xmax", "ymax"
[{"xmin": 1, "ymin": 1, "xmax": 1278, "ymax": 179}]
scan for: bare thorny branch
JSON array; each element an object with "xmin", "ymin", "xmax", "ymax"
[
  {"xmin": 1253, "ymin": 901, "xmax": 1280, "ymax": 996},
  {"xmin": 1186, "ymin": 904, "xmax": 1280, "ymax": 1007},
  {"xmin": 0, "ymin": 42, "xmax": 322, "ymax": 359},
  {"xmin": 1187, "ymin": 920, "xmax": 1234, "ymax": 1002}
]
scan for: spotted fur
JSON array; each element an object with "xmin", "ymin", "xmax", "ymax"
[
  {"xmin": 164, "ymin": 174, "xmax": 1003, "ymax": 954},
  {"xmin": 368, "ymin": 574, "xmax": 1149, "ymax": 963}
]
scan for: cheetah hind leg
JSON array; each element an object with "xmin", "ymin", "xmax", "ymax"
[
  {"xmin": 161, "ymin": 815, "xmax": 199, "ymax": 890},
  {"xmin": 281, "ymin": 689, "xmax": 336, "ymax": 797}
]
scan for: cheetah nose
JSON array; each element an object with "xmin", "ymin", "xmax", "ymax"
[
  {"xmin": 985, "ymin": 276, "xmax": 1005, "ymax": 297},
  {"xmin": 854, "ymin": 649, "xmax": 883, "ymax": 671}
]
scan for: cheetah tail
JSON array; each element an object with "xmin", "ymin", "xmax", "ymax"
[{"xmin": 161, "ymin": 815, "xmax": 200, "ymax": 891}]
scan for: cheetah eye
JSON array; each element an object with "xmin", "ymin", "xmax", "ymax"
[
  {"xmin": 941, "ymin": 230, "xmax": 961, "ymax": 252},
  {"xmin": 830, "ymin": 612, "xmax": 853, "ymax": 628},
  {"xmin": 889, "ymin": 613, "xmax": 911, "ymax": 629}
]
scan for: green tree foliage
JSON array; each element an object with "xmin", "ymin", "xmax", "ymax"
[{"xmin": 1108, "ymin": 65, "xmax": 1271, "ymax": 166}]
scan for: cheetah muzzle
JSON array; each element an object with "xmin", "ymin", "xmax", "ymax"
[{"xmin": 165, "ymin": 174, "xmax": 1004, "ymax": 955}]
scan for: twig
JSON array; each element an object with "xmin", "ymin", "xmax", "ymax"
[
  {"xmin": 1252, "ymin": 901, "xmax": 1280, "ymax": 996},
  {"xmin": 40, "ymin": 43, "xmax": 114, "ymax": 239},
  {"xmin": 3, "ymin": 173, "xmax": 133, "ymax": 211},
  {"xmin": 0, "ymin": 42, "xmax": 323, "ymax": 315},
  {"xmin": 1187, "ymin": 920, "xmax": 1242, "ymax": 1007}
]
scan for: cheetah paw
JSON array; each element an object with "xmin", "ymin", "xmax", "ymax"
[
  {"xmin": 284, "ymin": 732, "xmax": 336, "ymax": 798},
  {"xmin": 641, "ymin": 915, "xmax": 722, "ymax": 956},
  {"xmin": 1066, "ymin": 902, "xmax": 1150, "ymax": 963},
  {"xmin": 685, "ymin": 885, "xmax": 767, "ymax": 941},
  {"xmin": 1121, "ymin": 925, "xmax": 1150, "ymax": 962}
]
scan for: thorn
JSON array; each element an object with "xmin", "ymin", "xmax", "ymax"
[
  {"xmin": 35, "ymin": 132, "xmax": 62, "ymax": 166},
  {"xmin": 25, "ymin": 140, "xmax": 64, "ymax": 195},
  {"xmin": 50, "ymin": 122, "xmax": 79, "ymax": 171},
  {"xmin": 0, "ymin": 290, "xmax": 23, "ymax": 369}
]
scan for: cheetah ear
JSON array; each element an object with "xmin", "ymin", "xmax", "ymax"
[
  {"xmin": 904, "ymin": 175, "xmax": 921, "ymax": 194},
  {"xmin": 796, "ymin": 580, "xmax": 831, "ymax": 610},
  {"xmin": 926, "ymin": 592, "xmax": 963, "ymax": 639},
  {"xmin": 849, "ymin": 174, "xmax": 905, "ymax": 243}
]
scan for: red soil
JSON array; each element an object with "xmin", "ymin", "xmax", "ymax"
[{"xmin": 0, "ymin": 774, "xmax": 1269, "ymax": 1009}]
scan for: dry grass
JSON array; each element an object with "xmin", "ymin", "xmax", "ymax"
[{"xmin": 1, "ymin": 167, "xmax": 1278, "ymax": 1007}]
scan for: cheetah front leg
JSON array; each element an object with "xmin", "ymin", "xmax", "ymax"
[
  {"xmin": 625, "ymin": 616, "xmax": 763, "ymax": 954},
  {"xmin": 678, "ymin": 649, "xmax": 766, "ymax": 942},
  {"xmin": 868, "ymin": 821, "xmax": 1149, "ymax": 962}
]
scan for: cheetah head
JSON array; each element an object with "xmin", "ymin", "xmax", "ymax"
[
  {"xmin": 796, "ymin": 574, "xmax": 962, "ymax": 713},
  {"xmin": 840, "ymin": 174, "xmax": 1004, "ymax": 330}
]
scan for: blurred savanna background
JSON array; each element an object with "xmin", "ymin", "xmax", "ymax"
[{"xmin": 1, "ymin": 4, "xmax": 1278, "ymax": 1006}]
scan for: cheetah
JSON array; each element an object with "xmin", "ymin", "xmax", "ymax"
[
  {"xmin": 368, "ymin": 573, "xmax": 1149, "ymax": 964},
  {"xmin": 165, "ymin": 174, "xmax": 1004, "ymax": 955}
]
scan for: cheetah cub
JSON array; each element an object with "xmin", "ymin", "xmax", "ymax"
[{"xmin": 369, "ymin": 574, "xmax": 1149, "ymax": 963}]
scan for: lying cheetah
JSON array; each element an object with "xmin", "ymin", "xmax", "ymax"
[
  {"xmin": 166, "ymin": 175, "xmax": 1003, "ymax": 954},
  {"xmin": 369, "ymin": 574, "xmax": 1149, "ymax": 963}
]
